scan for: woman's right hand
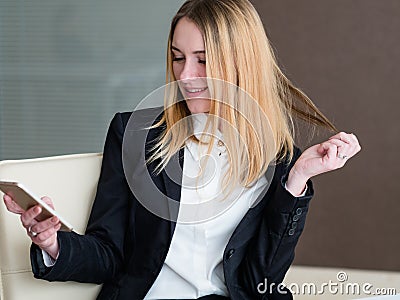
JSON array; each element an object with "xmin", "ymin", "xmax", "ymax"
[{"xmin": 3, "ymin": 194, "xmax": 61, "ymax": 260}]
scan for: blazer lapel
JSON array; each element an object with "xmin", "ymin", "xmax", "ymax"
[{"xmin": 160, "ymin": 147, "xmax": 184, "ymax": 237}]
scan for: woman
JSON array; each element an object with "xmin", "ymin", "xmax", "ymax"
[{"xmin": 3, "ymin": 0, "xmax": 361, "ymax": 299}]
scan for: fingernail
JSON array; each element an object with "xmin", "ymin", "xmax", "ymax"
[
  {"xmin": 34, "ymin": 206, "xmax": 41, "ymax": 213},
  {"xmin": 51, "ymin": 216, "xmax": 58, "ymax": 223}
]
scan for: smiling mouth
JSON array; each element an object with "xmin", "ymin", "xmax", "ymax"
[{"xmin": 185, "ymin": 87, "xmax": 208, "ymax": 94}]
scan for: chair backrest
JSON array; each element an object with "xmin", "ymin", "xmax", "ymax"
[{"xmin": 0, "ymin": 153, "xmax": 103, "ymax": 300}]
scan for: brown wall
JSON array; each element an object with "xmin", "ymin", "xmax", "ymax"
[{"xmin": 250, "ymin": 0, "xmax": 400, "ymax": 271}]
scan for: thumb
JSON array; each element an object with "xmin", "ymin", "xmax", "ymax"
[
  {"xmin": 318, "ymin": 141, "xmax": 338, "ymax": 162},
  {"xmin": 317, "ymin": 143, "xmax": 328, "ymax": 155},
  {"xmin": 3, "ymin": 194, "xmax": 25, "ymax": 214}
]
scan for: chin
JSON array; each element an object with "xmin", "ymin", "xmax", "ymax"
[{"xmin": 185, "ymin": 98, "xmax": 211, "ymax": 114}]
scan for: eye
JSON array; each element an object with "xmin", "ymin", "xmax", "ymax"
[
  {"xmin": 198, "ymin": 59, "xmax": 206, "ymax": 65},
  {"xmin": 172, "ymin": 56, "xmax": 185, "ymax": 63}
]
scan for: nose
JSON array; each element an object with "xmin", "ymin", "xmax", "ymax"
[{"xmin": 179, "ymin": 60, "xmax": 199, "ymax": 83}]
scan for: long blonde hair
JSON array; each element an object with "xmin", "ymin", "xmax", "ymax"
[{"xmin": 149, "ymin": 0, "xmax": 336, "ymax": 190}]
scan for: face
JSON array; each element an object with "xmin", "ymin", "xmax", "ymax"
[{"xmin": 172, "ymin": 17, "xmax": 211, "ymax": 114}]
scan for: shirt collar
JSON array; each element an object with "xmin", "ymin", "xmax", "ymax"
[{"xmin": 185, "ymin": 113, "xmax": 225, "ymax": 161}]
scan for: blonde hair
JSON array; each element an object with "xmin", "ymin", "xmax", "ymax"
[{"xmin": 149, "ymin": 0, "xmax": 336, "ymax": 191}]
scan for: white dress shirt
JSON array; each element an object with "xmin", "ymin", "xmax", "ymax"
[{"xmin": 144, "ymin": 114, "xmax": 268, "ymax": 299}]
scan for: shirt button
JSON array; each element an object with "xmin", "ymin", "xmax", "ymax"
[
  {"xmin": 296, "ymin": 208, "xmax": 303, "ymax": 215},
  {"xmin": 226, "ymin": 249, "xmax": 235, "ymax": 260},
  {"xmin": 217, "ymin": 140, "xmax": 224, "ymax": 147}
]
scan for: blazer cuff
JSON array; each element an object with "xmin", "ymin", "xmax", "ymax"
[
  {"xmin": 284, "ymin": 181, "xmax": 308, "ymax": 197},
  {"xmin": 30, "ymin": 243, "xmax": 53, "ymax": 278},
  {"xmin": 271, "ymin": 175, "xmax": 314, "ymax": 214},
  {"xmin": 31, "ymin": 231, "xmax": 76, "ymax": 281}
]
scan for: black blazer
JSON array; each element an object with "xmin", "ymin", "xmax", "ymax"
[{"xmin": 30, "ymin": 108, "xmax": 314, "ymax": 300}]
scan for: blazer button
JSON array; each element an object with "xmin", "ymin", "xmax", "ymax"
[
  {"xmin": 296, "ymin": 208, "xmax": 303, "ymax": 215},
  {"xmin": 288, "ymin": 228, "xmax": 295, "ymax": 236},
  {"xmin": 226, "ymin": 249, "xmax": 235, "ymax": 260},
  {"xmin": 291, "ymin": 221, "xmax": 297, "ymax": 229},
  {"xmin": 293, "ymin": 214, "xmax": 300, "ymax": 222}
]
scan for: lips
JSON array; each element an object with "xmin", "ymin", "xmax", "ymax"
[
  {"xmin": 185, "ymin": 87, "xmax": 208, "ymax": 93},
  {"xmin": 182, "ymin": 87, "xmax": 209, "ymax": 98}
]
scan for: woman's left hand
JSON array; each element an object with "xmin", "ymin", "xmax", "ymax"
[{"xmin": 285, "ymin": 132, "xmax": 361, "ymax": 196}]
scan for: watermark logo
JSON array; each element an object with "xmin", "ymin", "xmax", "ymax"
[
  {"xmin": 257, "ymin": 271, "xmax": 398, "ymax": 296},
  {"xmin": 336, "ymin": 271, "xmax": 348, "ymax": 282}
]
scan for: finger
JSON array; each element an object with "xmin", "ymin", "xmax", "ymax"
[
  {"xmin": 318, "ymin": 142, "xmax": 349, "ymax": 171},
  {"xmin": 3, "ymin": 194, "xmax": 25, "ymax": 214},
  {"xmin": 338, "ymin": 133, "xmax": 360, "ymax": 150},
  {"xmin": 33, "ymin": 223, "xmax": 61, "ymax": 246},
  {"xmin": 329, "ymin": 131, "xmax": 351, "ymax": 144},
  {"xmin": 347, "ymin": 132, "xmax": 360, "ymax": 143},
  {"xmin": 30, "ymin": 216, "xmax": 59, "ymax": 235},
  {"xmin": 325, "ymin": 138, "xmax": 349, "ymax": 149},
  {"xmin": 349, "ymin": 133, "xmax": 362, "ymax": 153},
  {"xmin": 331, "ymin": 132, "xmax": 361, "ymax": 153},
  {"xmin": 325, "ymin": 142, "xmax": 347, "ymax": 165},
  {"xmin": 330, "ymin": 133, "xmax": 362, "ymax": 156},
  {"xmin": 20, "ymin": 205, "xmax": 42, "ymax": 228},
  {"xmin": 331, "ymin": 135, "xmax": 361, "ymax": 158},
  {"xmin": 326, "ymin": 139, "xmax": 352, "ymax": 157},
  {"xmin": 41, "ymin": 196, "xmax": 55, "ymax": 210}
]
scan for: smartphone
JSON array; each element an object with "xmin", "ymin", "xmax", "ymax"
[{"xmin": 0, "ymin": 181, "xmax": 73, "ymax": 232}]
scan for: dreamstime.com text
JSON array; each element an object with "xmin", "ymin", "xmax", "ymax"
[{"xmin": 257, "ymin": 271, "xmax": 398, "ymax": 296}]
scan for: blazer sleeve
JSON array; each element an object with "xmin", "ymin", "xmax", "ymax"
[
  {"xmin": 30, "ymin": 112, "xmax": 132, "ymax": 283},
  {"xmin": 238, "ymin": 147, "xmax": 314, "ymax": 299}
]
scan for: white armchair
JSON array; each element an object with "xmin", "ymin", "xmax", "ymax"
[
  {"xmin": 0, "ymin": 153, "xmax": 103, "ymax": 300},
  {"xmin": 2, "ymin": 153, "xmax": 399, "ymax": 300}
]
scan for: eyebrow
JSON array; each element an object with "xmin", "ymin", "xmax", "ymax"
[{"xmin": 171, "ymin": 46, "xmax": 205, "ymax": 55}]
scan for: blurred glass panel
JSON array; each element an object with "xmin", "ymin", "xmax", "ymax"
[{"xmin": 0, "ymin": 0, "xmax": 184, "ymax": 159}]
